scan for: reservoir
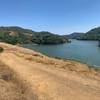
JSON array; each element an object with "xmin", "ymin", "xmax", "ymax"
[{"xmin": 22, "ymin": 40, "xmax": 100, "ymax": 67}]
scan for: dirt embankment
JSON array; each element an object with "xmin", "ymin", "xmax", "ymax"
[{"xmin": 0, "ymin": 42, "xmax": 100, "ymax": 100}]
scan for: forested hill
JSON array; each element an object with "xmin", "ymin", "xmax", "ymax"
[
  {"xmin": 66, "ymin": 27, "xmax": 100, "ymax": 41},
  {"xmin": 0, "ymin": 26, "xmax": 68, "ymax": 45},
  {"xmin": 65, "ymin": 32, "xmax": 85, "ymax": 39},
  {"xmin": 79, "ymin": 27, "xmax": 100, "ymax": 40}
]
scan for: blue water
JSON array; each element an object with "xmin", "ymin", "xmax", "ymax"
[{"xmin": 22, "ymin": 40, "xmax": 100, "ymax": 67}]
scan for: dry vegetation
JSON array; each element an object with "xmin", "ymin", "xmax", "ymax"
[
  {"xmin": 0, "ymin": 61, "xmax": 38, "ymax": 100},
  {"xmin": 0, "ymin": 42, "xmax": 100, "ymax": 100}
]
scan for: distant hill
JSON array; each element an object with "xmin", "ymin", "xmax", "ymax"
[
  {"xmin": 78, "ymin": 27, "xmax": 100, "ymax": 40},
  {"xmin": 65, "ymin": 32, "xmax": 85, "ymax": 39},
  {"xmin": 65, "ymin": 27, "xmax": 100, "ymax": 41},
  {"xmin": 0, "ymin": 26, "xmax": 68, "ymax": 45}
]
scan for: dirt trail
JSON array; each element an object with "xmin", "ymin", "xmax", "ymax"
[{"xmin": 0, "ymin": 43, "xmax": 100, "ymax": 100}]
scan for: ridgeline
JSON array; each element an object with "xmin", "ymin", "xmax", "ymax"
[
  {"xmin": 0, "ymin": 26, "xmax": 68, "ymax": 45},
  {"xmin": 66, "ymin": 27, "xmax": 100, "ymax": 41}
]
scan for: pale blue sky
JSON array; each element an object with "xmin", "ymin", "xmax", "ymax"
[{"xmin": 0, "ymin": 0, "xmax": 100, "ymax": 34}]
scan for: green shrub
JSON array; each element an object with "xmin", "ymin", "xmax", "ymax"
[{"xmin": 0, "ymin": 47, "xmax": 4, "ymax": 53}]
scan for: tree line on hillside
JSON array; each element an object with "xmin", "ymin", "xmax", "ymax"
[
  {"xmin": 0, "ymin": 26, "xmax": 68, "ymax": 45},
  {"xmin": 66, "ymin": 27, "xmax": 100, "ymax": 46},
  {"xmin": 66, "ymin": 27, "xmax": 100, "ymax": 40}
]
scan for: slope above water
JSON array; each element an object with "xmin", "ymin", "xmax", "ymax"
[{"xmin": 0, "ymin": 42, "xmax": 100, "ymax": 100}]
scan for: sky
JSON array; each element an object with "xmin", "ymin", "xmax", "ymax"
[{"xmin": 0, "ymin": 0, "xmax": 100, "ymax": 34}]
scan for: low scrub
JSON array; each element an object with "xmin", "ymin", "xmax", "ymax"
[{"xmin": 0, "ymin": 47, "xmax": 4, "ymax": 53}]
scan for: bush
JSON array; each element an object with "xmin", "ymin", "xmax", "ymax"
[{"xmin": 0, "ymin": 47, "xmax": 4, "ymax": 53}]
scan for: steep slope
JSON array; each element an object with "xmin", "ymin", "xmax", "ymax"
[{"xmin": 0, "ymin": 43, "xmax": 100, "ymax": 100}]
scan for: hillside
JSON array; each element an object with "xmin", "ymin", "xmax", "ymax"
[
  {"xmin": 65, "ymin": 32, "xmax": 85, "ymax": 39},
  {"xmin": 79, "ymin": 27, "xmax": 100, "ymax": 40},
  {"xmin": 66, "ymin": 27, "xmax": 100, "ymax": 41},
  {"xmin": 0, "ymin": 42, "xmax": 100, "ymax": 100},
  {"xmin": 0, "ymin": 26, "xmax": 68, "ymax": 45}
]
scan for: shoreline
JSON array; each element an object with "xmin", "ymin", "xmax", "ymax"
[
  {"xmin": 21, "ymin": 45, "xmax": 100, "ymax": 70},
  {"xmin": 1, "ymin": 42, "xmax": 100, "ymax": 71},
  {"xmin": 0, "ymin": 42, "xmax": 100, "ymax": 100}
]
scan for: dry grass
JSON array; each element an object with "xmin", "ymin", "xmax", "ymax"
[
  {"xmin": 0, "ymin": 42, "xmax": 100, "ymax": 100},
  {"xmin": 0, "ymin": 61, "xmax": 38, "ymax": 100}
]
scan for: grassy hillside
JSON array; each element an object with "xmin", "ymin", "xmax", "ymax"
[
  {"xmin": 0, "ymin": 43, "xmax": 100, "ymax": 100},
  {"xmin": 0, "ymin": 26, "xmax": 68, "ymax": 45}
]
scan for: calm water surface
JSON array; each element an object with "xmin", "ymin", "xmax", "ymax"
[{"xmin": 22, "ymin": 40, "xmax": 100, "ymax": 67}]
